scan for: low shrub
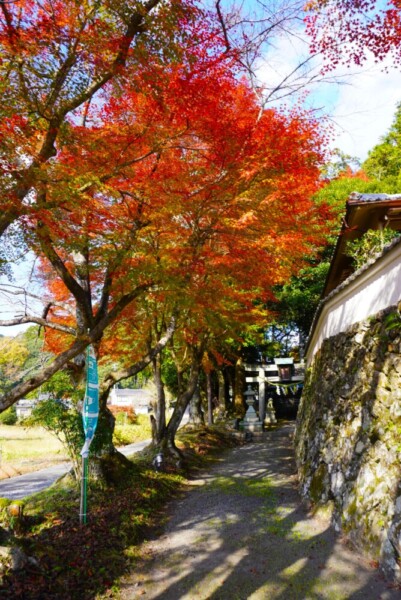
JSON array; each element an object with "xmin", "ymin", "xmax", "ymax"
[
  {"xmin": 0, "ymin": 406, "xmax": 17, "ymax": 426},
  {"xmin": 109, "ymin": 406, "xmax": 137, "ymax": 425},
  {"xmin": 113, "ymin": 424, "xmax": 136, "ymax": 446}
]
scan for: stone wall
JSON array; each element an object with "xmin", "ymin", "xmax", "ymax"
[{"xmin": 295, "ymin": 305, "xmax": 401, "ymax": 579}]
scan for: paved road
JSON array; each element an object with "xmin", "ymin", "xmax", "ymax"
[{"xmin": 0, "ymin": 439, "xmax": 151, "ymax": 500}]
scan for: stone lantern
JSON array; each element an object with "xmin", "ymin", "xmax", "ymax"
[{"xmin": 240, "ymin": 385, "xmax": 263, "ymax": 434}]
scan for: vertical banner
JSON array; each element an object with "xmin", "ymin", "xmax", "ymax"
[
  {"xmin": 80, "ymin": 345, "xmax": 99, "ymax": 525},
  {"xmin": 81, "ymin": 345, "xmax": 99, "ymax": 457}
]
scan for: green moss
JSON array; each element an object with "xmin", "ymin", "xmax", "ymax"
[
  {"xmin": 309, "ymin": 463, "xmax": 328, "ymax": 504},
  {"xmin": 204, "ymin": 475, "xmax": 275, "ymax": 499},
  {"xmin": 0, "ymin": 498, "xmax": 11, "ymax": 511},
  {"xmin": 0, "ymin": 497, "xmax": 11, "ymax": 527},
  {"xmin": 347, "ymin": 499, "xmax": 358, "ymax": 517},
  {"xmin": 9, "ymin": 500, "xmax": 24, "ymax": 507}
]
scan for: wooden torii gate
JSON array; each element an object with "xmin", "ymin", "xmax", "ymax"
[{"xmin": 244, "ymin": 359, "xmax": 305, "ymax": 422}]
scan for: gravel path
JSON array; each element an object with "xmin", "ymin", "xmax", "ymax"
[{"xmin": 120, "ymin": 423, "xmax": 400, "ymax": 600}]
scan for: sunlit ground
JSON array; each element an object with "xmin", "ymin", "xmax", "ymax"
[
  {"xmin": 0, "ymin": 413, "xmax": 152, "ymax": 478},
  {"xmin": 0, "ymin": 424, "xmax": 66, "ymax": 478}
]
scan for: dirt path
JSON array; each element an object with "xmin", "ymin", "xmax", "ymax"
[{"xmin": 120, "ymin": 424, "xmax": 400, "ymax": 600}]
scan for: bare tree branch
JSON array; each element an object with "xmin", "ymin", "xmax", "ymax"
[
  {"xmin": 215, "ymin": 0, "xmax": 231, "ymax": 52},
  {"xmin": 0, "ymin": 315, "xmax": 76, "ymax": 335},
  {"xmin": 0, "ymin": 284, "xmax": 75, "ymax": 316},
  {"xmin": 0, "ymin": 279, "xmax": 153, "ymax": 409}
]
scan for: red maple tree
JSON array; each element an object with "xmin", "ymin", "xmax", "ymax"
[
  {"xmin": 0, "ymin": 0, "xmax": 236, "ymax": 408},
  {"xmin": 305, "ymin": 0, "xmax": 401, "ymax": 69},
  {"xmin": 0, "ymin": 3, "xmax": 330, "ymax": 464}
]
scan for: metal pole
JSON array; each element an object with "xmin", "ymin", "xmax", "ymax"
[{"xmin": 79, "ymin": 455, "xmax": 88, "ymax": 525}]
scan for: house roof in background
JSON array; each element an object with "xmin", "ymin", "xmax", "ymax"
[{"xmin": 112, "ymin": 388, "xmax": 153, "ymax": 399}]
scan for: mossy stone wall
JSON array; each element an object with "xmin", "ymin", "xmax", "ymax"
[{"xmin": 295, "ymin": 305, "xmax": 401, "ymax": 579}]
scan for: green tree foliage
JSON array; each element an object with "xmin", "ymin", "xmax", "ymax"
[
  {"xmin": 363, "ymin": 103, "xmax": 401, "ymax": 190},
  {"xmin": 161, "ymin": 349, "xmax": 180, "ymax": 400},
  {"xmin": 269, "ymin": 172, "xmax": 374, "ymax": 341},
  {"xmin": 346, "ymin": 229, "xmax": 399, "ymax": 270},
  {"xmin": 27, "ymin": 371, "xmax": 84, "ymax": 475},
  {"xmin": 0, "ymin": 338, "xmax": 28, "ymax": 390},
  {"xmin": 28, "ymin": 398, "xmax": 83, "ymax": 475},
  {"xmin": 0, "ymin": 326, "xmax": 45, "ymax": 393},
  {"xmin": 273, "ymin": 260, "xmax": 331, "ymax": 339},
  {"xmin": 0, "ymin": 405, "xmax": 17, "ymax": 425}
]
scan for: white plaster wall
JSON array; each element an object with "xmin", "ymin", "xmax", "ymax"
[{"xmin": 307, "ymin": 242, "xmax": 401, "ymax": 364}]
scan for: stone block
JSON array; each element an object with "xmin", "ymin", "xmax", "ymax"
[{"xmin": 355, "ymin": 441, "xmax": 365, "ymax": 454}]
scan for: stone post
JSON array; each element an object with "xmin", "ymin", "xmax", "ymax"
[{"xmin": 258, "ymin": 366, "xmax": 266, "ymax": 422}]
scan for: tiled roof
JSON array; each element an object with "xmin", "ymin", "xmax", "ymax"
[
  {"xmin": 322, "ymin": 191, "xmax": 401, "ymax": 296},
  {"xmin": 348, "ymin": 192, "xmax": 401, "ymax": 204}
]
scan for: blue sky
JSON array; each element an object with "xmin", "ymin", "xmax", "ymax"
[
  {"xmin": 316, "ymin": 61, "xmax": 401, "ymax": 162},
  {"xmin": 278, "ymin": 50, "xmax": 401, "ymax": 163},
  {"xmin": 214, "ymin": 0, "xmax": 401, "ymax": 162}
]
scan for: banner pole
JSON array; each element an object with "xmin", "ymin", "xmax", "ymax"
[
  {"xmin": 79, "ymin": 455, "xmax": 88, "ymax": 525},
  {"xmin": 80, "ymin": 342, "xmax": 98, "ymax": 526}
]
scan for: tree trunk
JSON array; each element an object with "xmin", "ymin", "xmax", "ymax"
[
  {"xmin": 206, "ymin": 370, "xmax": 213, "ymax": 426},
  {"xmin": 217, "ymin": 368, "xmax": 231, "ymax": 415},
  {"xmin": 87, "ymin": 388, "xmax": 134, "ymax": 485},
  {"xmin": 156, "ymin": 345, "xmax": 204, "ymax": 465},
  {"xmin": 150, "ymin": 414, "xmax": 157, "ymax": 444},
  {"xmin": 234, "ymin": 356, "xmax": 246, "ymax": 416},
  {"xmin": 226, "ymin": 366, "xmax": 235, "ymax": 412},
  {"xmin": 188, "ymin": 382, "xmax": 204, "ymax": 426},
  {"xmin": 151, "ymin": 353, "xmax": 166, "ymax": 443}
]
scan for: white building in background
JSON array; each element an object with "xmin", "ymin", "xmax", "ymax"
[
  {"xmin": 14, "ymin": 388, "xmax": 155, "ymax": 419},
  {"xmin": 107, "ymin": 387, "xmax": 154, "ymax": 414},
  {"xmin": 15, "ymin": 399, "xmax": 36, "ymax": 419}
]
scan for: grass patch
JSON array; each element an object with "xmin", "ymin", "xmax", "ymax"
[
  {"xmin": 0, "ymin": 425, "xmax": 66, "ymax": 474},
  {"xmin": 0, "ymin": 424, "xmax": 239, "ymax": 599},
  {"xmin": 176, "ymin": 424, "xmax": 240, "ymax": 464},
  {"xmin": 205, "ymin": 475, "xmax": 275, "ymax": 499},
  {"xmin": 0, "ymin": 415, "xmax": 153, "ymax": 478},
  {"xmin": 113, "ymin": 413, "xmax": 152, "ymax": 446}
]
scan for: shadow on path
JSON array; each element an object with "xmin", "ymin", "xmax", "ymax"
[{"xmin": 120, "ymin": 424, "xmax": 399, "ymax": 600}]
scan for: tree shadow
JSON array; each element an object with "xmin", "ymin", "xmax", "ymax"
[
  {"xmin": 0, "ymin": 465, "xmax": 176, "ymax": 600},
  {"xmin": 120, "ymin": 425, "xmax": 399, "ymax": 599}
]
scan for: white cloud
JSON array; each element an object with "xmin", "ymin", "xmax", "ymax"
[
  {"xmin": 255, "ymin": 31, "xmax": 401, "ymax": 163},
  {"xmin": 326, "ymin": 59, "xmax": 401, "ymax": 162}
]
